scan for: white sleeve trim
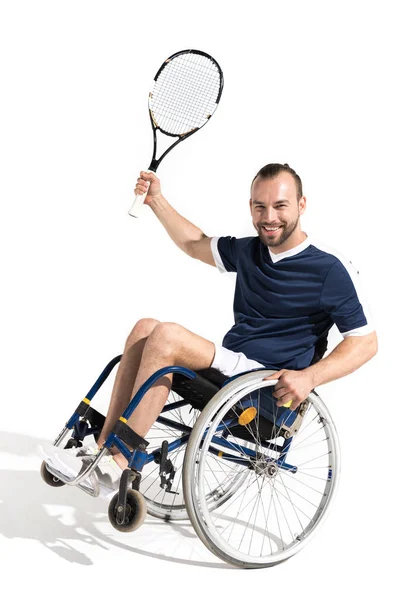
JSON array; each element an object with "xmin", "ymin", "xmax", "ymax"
[
  {"xmin": 211, "ymin": 237, "xmax": 227, "ymax": 273},
  {"xmin": 312, "ymin": 237, "xmax": 375, "ymax": 332},
  {"xmin": 341, "ymin": 324, "xmax": 376, "ymax": 338}
]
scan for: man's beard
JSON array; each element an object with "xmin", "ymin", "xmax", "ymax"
[{"xmin": 257, "ymin": 213, "xmax": 300, "ymax": 247}]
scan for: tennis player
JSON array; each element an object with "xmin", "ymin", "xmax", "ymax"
[{"xmin": 40, "ymin": 163, "xmax": 378, "ymax": 497}]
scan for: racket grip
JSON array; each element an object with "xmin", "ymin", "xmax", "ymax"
[
  {"xmin": 128, "ymin": 193, "xmax": 147, "ymax": 218},
  {"xmin": 128, "ymin": 169, "xmax": 156, "ymax": 218}
]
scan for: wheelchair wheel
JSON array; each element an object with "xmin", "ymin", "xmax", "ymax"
[
  {"xmin": 140, "ymin": 389, "xmax": 248, "ymax": 521},
  {"xmin": 108, "ymin": 489, "xmax": 147, "ymax": 532},
  {"xmin": 183, "ymin": 370, "xmax": 341, "ymax": 568},
  {"xmin": 40, "ymin": 461, "xmax": 66, "ymax": 487}
]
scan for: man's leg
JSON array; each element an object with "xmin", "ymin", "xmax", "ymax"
[
  {"xmin": 109, "ymin": 322, "xmax": 215, "ymax": 470},
  {"xmin": 39, "ymin": 320, "xmax": 215, "ymax": 492},
  {"xmin": 96, "ymin": 318, "xmax": 160, "ymax": 448}
]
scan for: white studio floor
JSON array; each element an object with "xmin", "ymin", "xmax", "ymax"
[{"xmin": 0, "ymin": 427, "xmax": 395, "ymax": 600}]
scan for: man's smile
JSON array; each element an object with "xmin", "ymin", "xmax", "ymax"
[{"xmin": 261, "ymin": 225, "xmax": 283, "ymax": 236}]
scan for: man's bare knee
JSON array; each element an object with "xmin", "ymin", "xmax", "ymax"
[
  {"xmin": 147, "ymin": 322, "xmax": 215, "ymax": 370},
  {"xmin": 126, "ymin": 318, "xmax": 160, "ymax": 347},
  {"xmin": 149, "ymin": 322, "xmax": 181, "ymax": 345},
  {"xmin": 146, "ymin": 322, "xmax": 188, "ymax": 358}
]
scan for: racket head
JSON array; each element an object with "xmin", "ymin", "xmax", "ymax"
[{"xmin": 148, "ymin": 49, "xmax": 224, "ymax": 138}]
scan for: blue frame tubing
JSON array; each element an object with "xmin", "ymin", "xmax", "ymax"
[
  {"xmin": 57, "ymin": 356, "xmax": 300, "ymax": 481},
  {"xmin": 63, "ymin": 355, "xmax": 123, "ymax": 440}
]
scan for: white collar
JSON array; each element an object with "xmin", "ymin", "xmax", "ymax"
[{"xmin": 268, "ymin": 234, "xmax": 311, "ymax": 264}]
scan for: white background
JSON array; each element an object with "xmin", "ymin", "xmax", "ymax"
[{"xmin": 0, "ymin": 0, "xmax": 398, "ymax": 596}]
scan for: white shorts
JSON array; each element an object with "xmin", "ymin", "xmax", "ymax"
[{"xmin": 211, "ymin": 344, "xmax": 265, "ymax": 377}]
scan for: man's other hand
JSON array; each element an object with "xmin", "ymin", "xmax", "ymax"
[{"xmin": 263, "ymin": 369, "xmax": 314, "ymax": 411}]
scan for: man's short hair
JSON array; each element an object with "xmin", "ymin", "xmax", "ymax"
[{"xmin": 251, "ymin": 163, "xmax": 303, "ymax": 201}]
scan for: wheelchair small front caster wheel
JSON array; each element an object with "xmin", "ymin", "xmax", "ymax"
[
  {"xmin": 108, "ymin": 489, "xmax": 147, "ymax": 532},
  {"xmin": 40, "ymin": 461, "xmax": 66, "ymax": 487}
]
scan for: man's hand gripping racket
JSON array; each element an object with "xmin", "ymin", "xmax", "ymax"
[
  {"xmin": 134, "ymin": 171, "xmax": 161, "ymax": 210},
  {"xmin": 129, "ymin": 49, "xmax": 224, "ymax": 217}
]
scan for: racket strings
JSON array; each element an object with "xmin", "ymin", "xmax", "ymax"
[
  {"xmin": 150, "ymin": 52, "xmax": 222, "ymax": 135},
  {"xmin": 154, "ymin": 55, "xmax": 219, "ymax": 102},
  {"xmin": 154, "ymin": 68, "xmax": 219, "ymax": 125},
  {"xmin": 152, "ymin": 70, "xmax": 218, "ymax": 132},
  {"xmin": 152, "ymin": 82, "xmax": 218, "ymax": 134}
]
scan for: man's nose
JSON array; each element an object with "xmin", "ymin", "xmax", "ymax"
[{"xmin": 264, "ymin": 207, "xmax": 278, "ymax": 223}]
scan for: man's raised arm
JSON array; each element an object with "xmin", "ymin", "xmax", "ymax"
[{"xmin": 135, "ymin": 171, "xmax": 216, "ymax": 267}]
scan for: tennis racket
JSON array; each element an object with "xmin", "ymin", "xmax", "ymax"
[{"xmin": 128, "ymin": 49, "xmax": 224, "ymax": 217}]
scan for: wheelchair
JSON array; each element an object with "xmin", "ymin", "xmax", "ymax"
[{"xmin": 40, "ymin": 339, "xmax": 340, "ymax": 568}]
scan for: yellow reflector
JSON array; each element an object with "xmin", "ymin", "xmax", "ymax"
[
  {"xmin": 119, "ymin": 416, "xmax": 127, "ymax": 424},
  {"xmin": 218, "ymin": 451, "xmax": 223, "ymax": 458},
  {"xmin": 83, "ymin": 398, "xmax": 90, "ymax": 405},
  {"xmin": 238, "ymin": 407, "xmax": 257, "ymax": 426},
  {"xmin": 283, "ymin": 400, "xmax": 292, "ymax": 408}
]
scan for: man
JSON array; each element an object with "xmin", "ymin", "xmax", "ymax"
[{"xmin": 39, "ymin": 163, "xmax": 378, "ymax": 497}]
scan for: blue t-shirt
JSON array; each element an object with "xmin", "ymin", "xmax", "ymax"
[{"xmin": 211, "ymin": 234, "xmax": 374, "ymax": 370}]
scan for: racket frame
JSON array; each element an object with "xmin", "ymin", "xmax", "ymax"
[
  {"xmin": 129, "ymin": 49, "xmax": 224, "ymax": 217},
  {"xmin": 147, "ymin": 49, "xmax": 224, "ymax": 172}
]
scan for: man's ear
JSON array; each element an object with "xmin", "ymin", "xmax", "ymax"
[{"xmin": 299, "ymin": 195, "xmax": 306, "ymax": 215}]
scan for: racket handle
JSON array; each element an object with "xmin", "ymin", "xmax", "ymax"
[
  {"xmin": 128, "ymin": 193, "xmax": 146, "ymax": 218},
  {"xmin": 128, "ymin": 169, "xmax": 156, "ymax": 218}
]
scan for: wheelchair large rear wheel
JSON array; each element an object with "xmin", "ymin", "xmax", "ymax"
[
  {"xmin": 140, "ymin": 388, "xmax": 248, "ymax": 521},
  {"xmin": 183, "ymin": 371, "xmax": 341, "ymax": 568}
]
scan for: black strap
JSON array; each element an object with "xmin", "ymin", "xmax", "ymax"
[{"xmin": 112, "ymin": 419, "xmax": 149, "ymax": 450}]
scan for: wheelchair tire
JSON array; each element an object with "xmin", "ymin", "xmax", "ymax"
[
  {"xmin": 183, "ymin": 370, "xmax": 341, "ymax": 568},
  {"xmin": 108, "ymin": 489, "xmax": 147, "ymax": 532},
  {"xmin": 40, "ymin": 461, "xmax": 66, "ymax": 487}
]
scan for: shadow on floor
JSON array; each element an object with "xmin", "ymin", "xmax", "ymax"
[{"xmin": 0, "ymin": 431, "xmax": 230, "ymax": 569}]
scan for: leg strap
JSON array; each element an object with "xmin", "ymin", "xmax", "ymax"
[{"xmin": 112, "ymin": 419, "xmax": 149, "ymax": 450}]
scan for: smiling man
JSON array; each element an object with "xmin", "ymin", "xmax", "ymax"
[
  {"xmin": 251, "ymin": 168, "xmax": 304, "ymax": 248},
  {"xmin": 212, "ymin": 163, "xmax": 377, "ymax": 410},
  {"xmin": 40, "ymin": 162, "xmax": 378, "ymax": 498}
]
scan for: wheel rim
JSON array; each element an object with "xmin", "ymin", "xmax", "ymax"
[{"xmin": 184, "ymin": 375, "xmax": 340, "ymax": 566}]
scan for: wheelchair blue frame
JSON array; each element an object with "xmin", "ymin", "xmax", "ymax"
[{"xmin": 63, "ymin": 356, "xmax": 302, "ymax": 482}]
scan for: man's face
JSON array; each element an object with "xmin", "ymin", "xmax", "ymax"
[{"xmin": 249, "ymin": 172, "xmax": 306, "ymax": 248}]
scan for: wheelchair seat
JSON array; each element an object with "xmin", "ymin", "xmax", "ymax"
[
  {"xmin": 172, "ymin": 367, "xmax": 291, "ymax": 442},
  {"xmin": 172, "ymin": 336, "xmax": 327, "ymax": 443},
  {"xmin": 172, "ymin": 334, "xmax": 327, "ymax": 409},
  {"xmin": 171, "ymin": 367, "xmax": 228, "ymax": 409}
]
